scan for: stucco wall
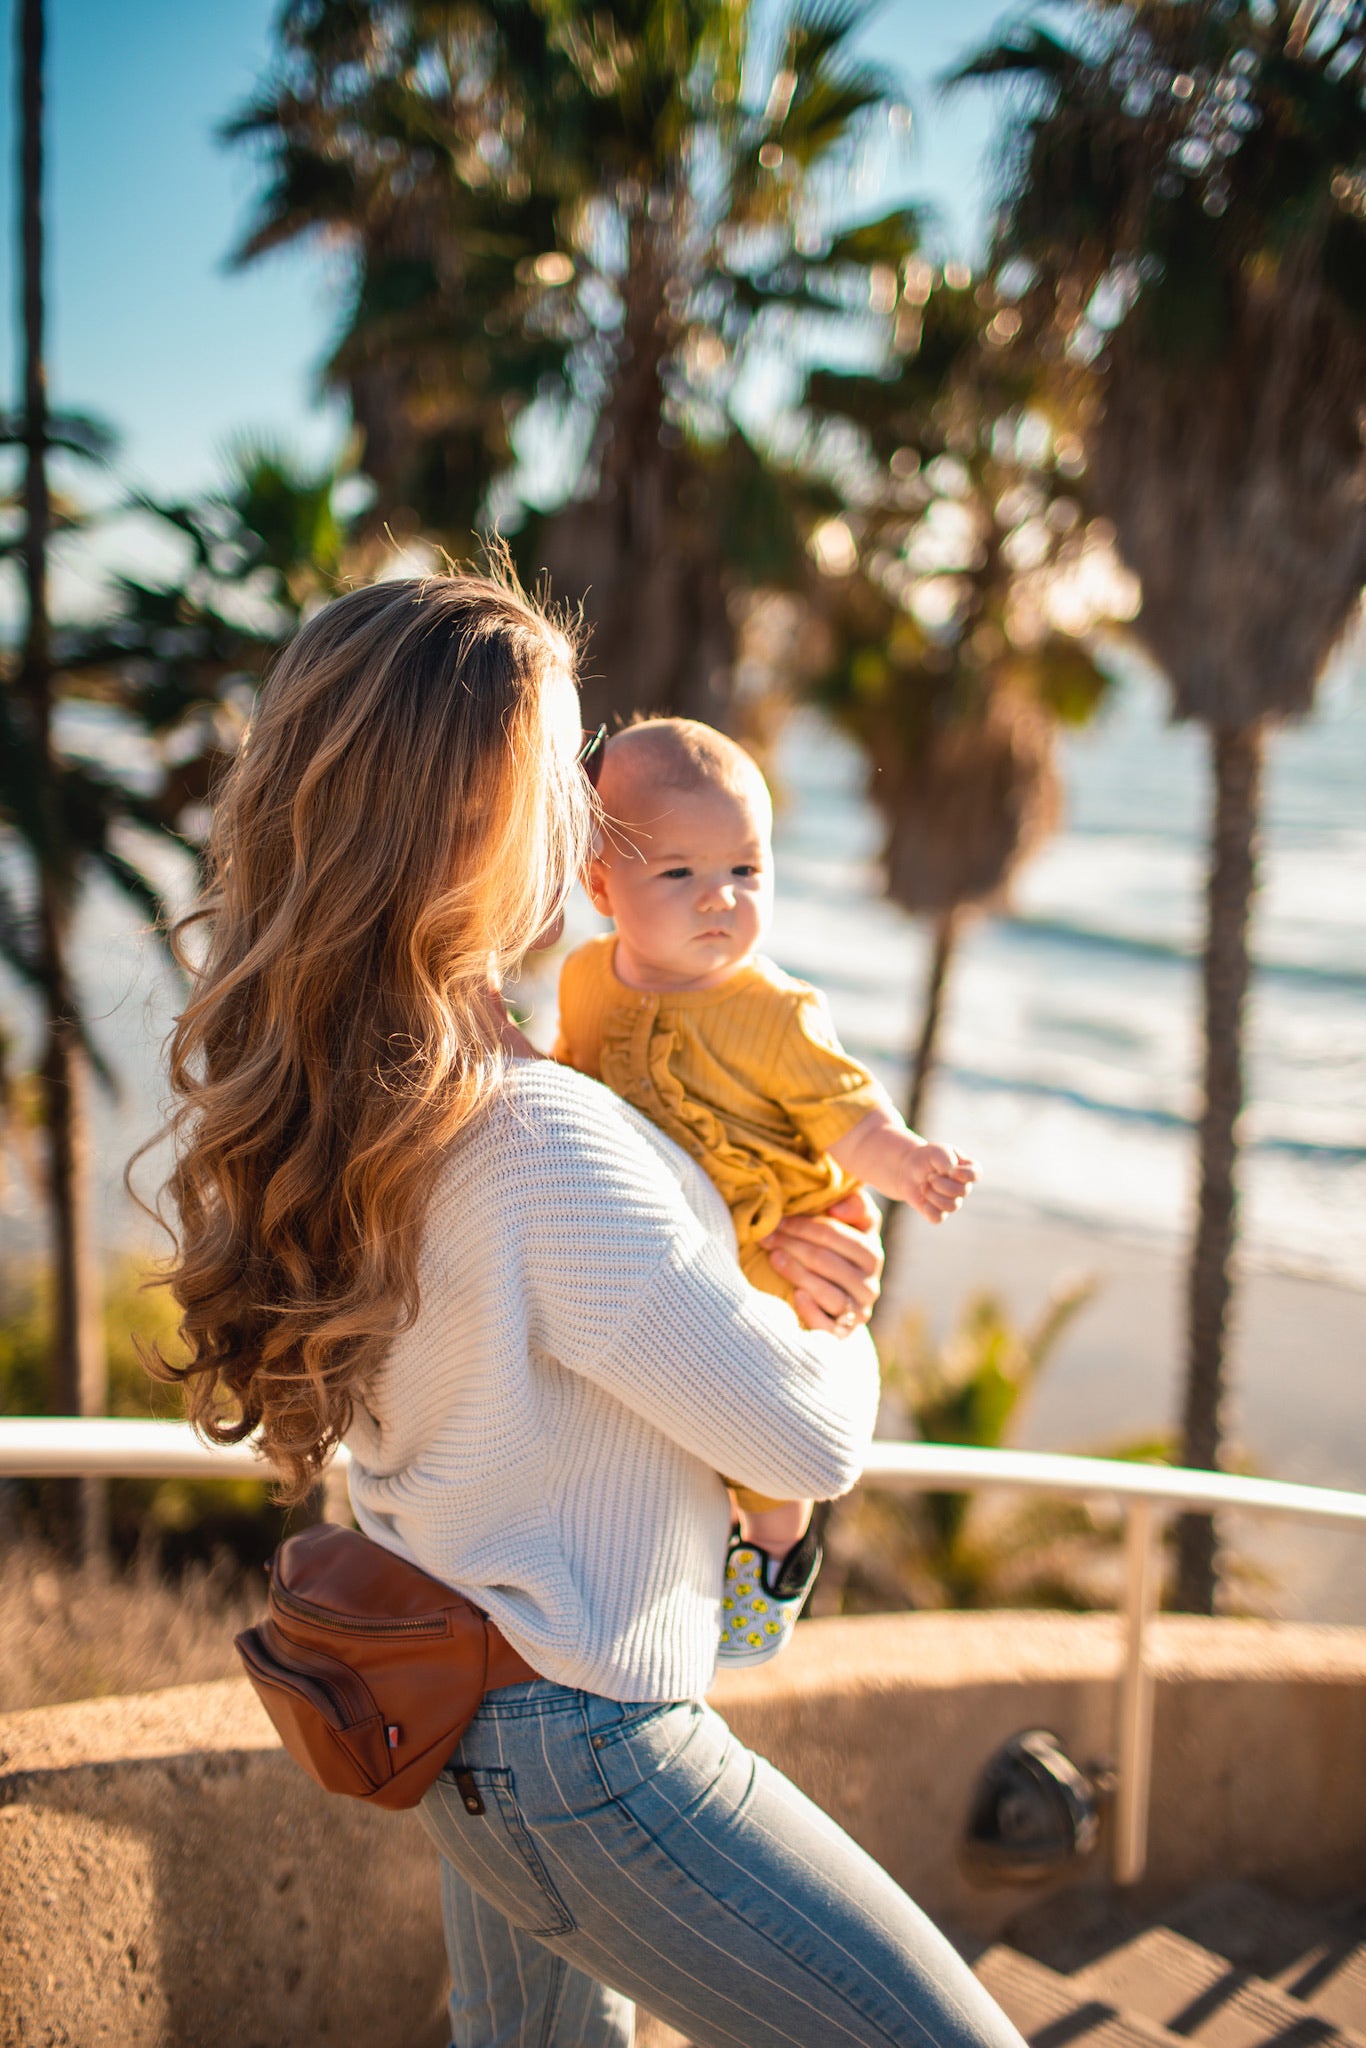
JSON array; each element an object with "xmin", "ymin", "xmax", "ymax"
[{"xmin": 3, "ymin": 1613, "xmax": 1364, "ymax": 2047}]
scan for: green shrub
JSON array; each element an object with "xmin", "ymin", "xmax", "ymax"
[
  {"xmin": 816, "ymin": 1277, "xmax": 1174, "ymax": 1614},
  {"xmin": 0, "ymin": 1257, "xmax": 305, "ymax": 1576}
]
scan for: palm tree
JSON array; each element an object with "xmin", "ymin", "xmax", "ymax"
[
  {"xmin": 801, "ymin": 274, "xmax": 1118, "ymax": 1139},
  {"xmin": 61, "ymin": 444, "xmax": 349, "ymax": 853},
  {"xmin": 224, "ymin": 1, "xmax": 567, "ymax": 544},
  {"xmin": 524, "ymin": 4, "xmax": 913, "ymax": 730},
  {"xmin": 956, "ymin": 0, "xmax": 1366, "ymax": 1609},
  {"xmin": 1, "ymin": 440, "xmax": 346, "ymax": 1554},
  {"xmin": 3, "ymin": 0, "xmax": 110, "ymax": 1555},
  {"xmin": 225, "ymin": 0, "xmax": 919, "ymax": 726}
]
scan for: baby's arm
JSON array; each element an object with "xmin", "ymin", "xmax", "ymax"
[
  {"xmin": 828, "ymin": 1105, "xmax": 977, "ymax": 1225},
  {"xmin": 771, "ymin": 986, "xmax": 977, "ymax": 1225}
]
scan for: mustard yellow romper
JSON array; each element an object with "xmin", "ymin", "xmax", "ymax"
[{"xmin": 554, "ymin": 936, "xmax": 886, "ymax": 1512}]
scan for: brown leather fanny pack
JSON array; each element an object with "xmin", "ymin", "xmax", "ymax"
[{"xmin": 234, "ymin": 1520, "xmax": 539, "ymax": 1810}]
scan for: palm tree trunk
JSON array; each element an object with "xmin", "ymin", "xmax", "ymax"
[
  {"xmin": 37, "ymin": 909, "xmax": 107, "ymax": 1558},
  {"xmin": 543, "ymin": 210, "xmax": 735, "ymax": 729},
  {"xmin": 17, "ymin": 0, "xmax": 106, "ymax": 1559},
  {"xmin": 1174, "ymin": 723, "xmax": 1263, "ymax": 1614},
  {"xmin": 882, "ymin": 908, "xmax": 960, "ymax": 1293},
  {"xmin": 907, "ymin": 908, "xmax": 959, "ymax": 1136},
  {"xmin": 18, "ymin": 0, "xmax": 48, "ymax": 712}
]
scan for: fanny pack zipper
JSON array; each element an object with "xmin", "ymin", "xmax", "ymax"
[
  {"xmin": 272, "ymin": 1583, "xmax": 451, "ymax": 1637},
  {"xmin": 239, "ymin": 1626, "xmax": 379, "ymax": 1732}
]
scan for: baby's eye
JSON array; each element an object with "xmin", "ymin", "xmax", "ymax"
[
  {"xmin": 660, "ymin": 866, "xmax": 692, "ymax": 880},
  {"xmin": 732, "ymin": 865, "xmax": 760, "ymax": 878}
]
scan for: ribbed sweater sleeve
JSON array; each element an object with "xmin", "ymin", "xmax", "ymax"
[
  {"xmin": 597, "ymin": 1239, "xmax": 877, "ymax": 1501},
  {"xmin": 507, "ymin": 1075, "xmax": 878, "ymax": 1500}
]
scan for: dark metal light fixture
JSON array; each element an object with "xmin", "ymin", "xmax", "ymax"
[{"xmin": 961, "ymin": 1728, "xmax": 1101, "ymax": 1885}]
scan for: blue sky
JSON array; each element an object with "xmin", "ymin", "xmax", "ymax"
[{"xmin": 0, "ymin": 1, "xmax": 1018, "ymax": 570}]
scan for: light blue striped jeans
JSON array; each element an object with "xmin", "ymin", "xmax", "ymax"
[{"xmin": 417, "ymin": 1681, "xmax": 1025, "ymax": 2048}]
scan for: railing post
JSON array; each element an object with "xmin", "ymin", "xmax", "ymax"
[{"xmin": 1113, "ymin": 1497, "xmax": 1160, "ymax": 1885}]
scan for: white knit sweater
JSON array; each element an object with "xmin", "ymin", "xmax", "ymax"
[{"xmin": 344, "ymin": 1060, "xmax": 879, "ymax": 1702}]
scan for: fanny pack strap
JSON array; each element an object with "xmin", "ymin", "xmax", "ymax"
[{"xmin": 484, "ymin": 1620, "xmax": 539, "ymax": 1690}]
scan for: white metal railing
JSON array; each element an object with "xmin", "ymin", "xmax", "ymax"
[{"xmin": 4, "ymin": 1417, "xmax": 1366, "ymax": 1886}]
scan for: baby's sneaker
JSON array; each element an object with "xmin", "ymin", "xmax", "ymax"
[{"xmin": 716, "ymin": 1522, "xmax": 822, "ymax": 1668}]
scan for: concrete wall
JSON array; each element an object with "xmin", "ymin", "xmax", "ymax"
[
  {"xmin": 3, "ymin": 1613, "xmax": 1364, "ymax": 2047},
  {"xmin": 726, "ymin": 1612, "xmax": 1366, "ymax": 1932}
]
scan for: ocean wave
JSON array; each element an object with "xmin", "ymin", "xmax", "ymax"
[
  {"xmin": 960, "ymin": 1188, "xmax": 1366, "ymax": 1294},
  {"xmin": 772, "ymin": 907, "xmax": 1366, "ymax": 997},
  {"xmin": 778, "ymin": 929, "xmax": 1366, "ymax": 1015},
  {"xmin": 833, "ymin": 1044, "xmax": 1366, "ymax": 1165},
  {"xmin": 1000, "ymin": 915, "xmax": 1366, "ymax": 994}
]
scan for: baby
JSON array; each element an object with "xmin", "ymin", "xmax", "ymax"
[{"xmin": 554, "ymin": 718, "xmax": 976, "ymax": 1662}]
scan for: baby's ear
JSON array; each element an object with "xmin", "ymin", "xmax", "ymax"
[{"xmin": 585, "ymin": 853, "xmax": 612, "ymax": 914}]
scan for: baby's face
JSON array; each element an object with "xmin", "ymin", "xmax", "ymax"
[{"xmin": 590, "ymin": 777, "xmax": 774, "ymax": 990}]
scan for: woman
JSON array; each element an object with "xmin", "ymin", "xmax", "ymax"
[{"xmin": 155, "ymin": 571, "xmax": 1023, "ymax": 2048}]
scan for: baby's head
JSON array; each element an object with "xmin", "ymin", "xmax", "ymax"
[{"xmin": 588, "ymin": 718, "xmax": 774, "ymax": 991}]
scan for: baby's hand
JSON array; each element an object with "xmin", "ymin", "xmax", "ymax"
[
  {"xmin": 900, "ymin": 1140, "xmax": 977, "ymax": 1225},
  {"xmin": 828, "ymin": 1108, "xmax": 978, "ymax": 1224}
]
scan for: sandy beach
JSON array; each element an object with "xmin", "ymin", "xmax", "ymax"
[{"xmin": 882, "ymin": 1192, "xmax": 1366, "ymax": 1624}]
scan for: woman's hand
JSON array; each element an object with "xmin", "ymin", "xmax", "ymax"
[{"xmin": 761, "ymin": 1189, "xmax": 884, "ymax": 1337}]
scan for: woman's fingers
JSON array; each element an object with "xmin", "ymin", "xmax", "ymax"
[
  {"xmin": 762, "ymin": 1194, "xmax": 886, "ymax": 1332},
  {"xmin": 790, "ymin": 1286, "xmax": 850, "ymax": 1335},
  {"xmin": 766, "ymin": 1224, "xmax": 863, "ymax": 1280},
  {"xmin": 766, "ymin": 1217, "xmax": 882, "ymax": 1323},
  {"xmin": 766, "ymin": 1244, "xmax": 860, "ymax": 1319},
  {"xmin": 784, "ymin": 1262, "xmax": 865, "ymax": 1326},
  {"xmin": 773, "ymin": 1207, "xmax": 884, "ymax": 1278}
]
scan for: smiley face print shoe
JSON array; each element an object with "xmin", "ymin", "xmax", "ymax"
[{"xmin": 716, "ymin": 1521, "xmax": 823, "ymax": 1668}]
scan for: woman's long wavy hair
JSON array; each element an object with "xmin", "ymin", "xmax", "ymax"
[{"xmin": 147, "ymin": 571, "xmax": 591, "ymax": 1499}]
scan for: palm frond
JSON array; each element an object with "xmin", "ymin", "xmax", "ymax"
[
  {"xmin": 945, "ymin": 24, "xmax": 1087, "ymax": 93},
  {"xmin": 93, "ymin": 841, "xmax": 176, "ymax": 958},
  {"xmin": 0, "ymin": 874, "xmax": 42, "ymax": 991},
  {"xmin": 820, "ymin": 206, "xmax": 928, "ymax": 269},
  {"xmin": 0, "ymin": 409, "xmax": 119, "ymax": 464}
]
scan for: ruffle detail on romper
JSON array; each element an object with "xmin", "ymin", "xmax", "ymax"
[{"xmin": 600, "ymin": 1002, "xmax": 791, "ymax": 1252}]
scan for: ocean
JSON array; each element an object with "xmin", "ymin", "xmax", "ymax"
[{"xmin": 762, "ymin": 661, "xmax": 1366, "ymax": 1294}]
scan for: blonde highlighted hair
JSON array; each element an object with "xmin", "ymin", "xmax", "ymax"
[{"xmin": 148, "ymin": 571, "xmax": 589, "ymax": 1499}]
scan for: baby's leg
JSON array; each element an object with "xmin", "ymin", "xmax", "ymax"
[
  {"xmin": 719, "ymin": 1498, "xmax": 825, "ymax": 1666},
  {"xmin": 735, "ymin": 1495, "xmax": 812, "ymax": 1553},
  {"xmin": 728, "ymin": 1479, "xmax": 812, "ymax": 1552}
]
